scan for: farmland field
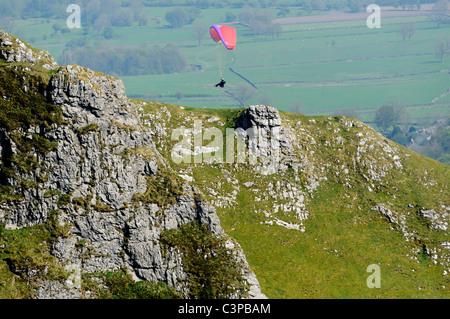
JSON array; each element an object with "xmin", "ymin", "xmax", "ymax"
[{"xmin": 5, "ymin": 4, "xmax": 450, "ymax": 126}]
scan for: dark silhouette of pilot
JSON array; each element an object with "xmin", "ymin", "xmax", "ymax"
[{"xmin": 215, "ymin": 78, "xmax": 226, "ymax": 88}]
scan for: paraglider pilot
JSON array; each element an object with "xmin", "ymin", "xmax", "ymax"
[{"xmin": 215, "ymin": 78, "xmax": 226, "ymax": 88}]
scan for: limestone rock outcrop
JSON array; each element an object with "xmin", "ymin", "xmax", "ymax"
[
  {"xmin": 0, "ymin": 30, "xmax": 266, "ymax": 299},
  {"xmin": 235, "ymin": 105, "xmax": 297, "ymax": 174},
  {"xmin": 0, "ymin": 30, "xmax": 58, "ymax": 69}
]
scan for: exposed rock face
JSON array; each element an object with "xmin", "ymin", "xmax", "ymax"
[
  {"xmin": 50, "ymin": 186, "xmax": 227, "ymax": 297},
  {"xmin": 0, "ymin": 32, "xmax": 266, "ymax": 299},
  {"xmin": 236, "ymin": 105, "xmax": 282, "ymax": 129},
  {"xmin": 420, "ymin": 209, "xmax": 449, "ymax": 231},
  {"xmin": 47, "ymin": 64, "xmax": 153, "ymax": 210},
  {"xmin": 235, "ymin": 105, "xmax": 297, "ymax": 175},
  {"xmin": 50, "ymin": 65, "xmax": 130, "ymax": 118},
  {"xmin": 0, "ymin": 30, "xmax": 58, "ymax": 69}
]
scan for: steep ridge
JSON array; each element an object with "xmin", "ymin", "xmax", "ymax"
[
  {"xmin": 0, "ymin": 30, "xmax": 265, "ymax": 299},
  {"xmin": 0, "ymin": 29, "xmax": 449, "ymax": 299},
  {"xmin": 140, "ymin": 96, "xmax": 449, "ymax": 298}
]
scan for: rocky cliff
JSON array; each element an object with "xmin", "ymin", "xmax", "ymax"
[
  {"xmin": 0, "ymin": 30, "xmax": 265, "ymax": 299},
  {"xmin": 1, "ymin": 29, "xmax": 449, "ymax": 299},
  {"xmin": 137, "ymin": 89, "xmax": 449, "ymax": 298}
]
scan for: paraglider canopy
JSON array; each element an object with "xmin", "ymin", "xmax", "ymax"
[{"xmin": 210, "ymin": 25, "xmax": 236, "ymax": 50}]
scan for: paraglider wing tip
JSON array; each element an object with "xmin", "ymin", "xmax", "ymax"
[{"xmin": 210, "ymin": 25, "xmax": 236, "ymax": 50}]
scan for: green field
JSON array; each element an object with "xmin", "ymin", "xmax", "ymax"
[{"xmin": 7, "ymin": 7, "xmax": 450, "ymax": 125}]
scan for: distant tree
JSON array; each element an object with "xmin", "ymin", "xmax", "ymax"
[
  {"xmin": 303, "ymin": 0, "xmax": 313, "ymax": 15},
  {"xmin": 175, "ymin": 90, "xmax": 184, "ymax": 101},
  {"xmin": 165, "ymin": 7, "xmax": 188, "ymax": 28},
  {"xmin": 84, "ymin": 0, "xmax": 105, "ymax": 26},
  {"xmin": 277, "ymin": 7, "xmax": 290, "ymax": 17},
  {"xmin": 111, "ymin": 8, "xmax": 133, "ymax": 27},
  {"xmin": 59, "ymin": 44, "xmax": 186, "ymax": 76},
  {"xmin": 82, "ymin": 27, "xmax": 90, "ymax": 36},
  {"xmin": 422, "ymin": 140, "xmax": 445, "ymax": 159},
  {"xmin": 186, "ymin": 7, "xmax": 201, "ymax": 24},
  {"xmin": 391, "ymin": 0, "xmax": 400, "ymax": 9},
  {"xmin": 314, "ymin": 0, "xmax": 326, "ymax": 11},
  {"xmin": 0, "ymin": 0, "xmax": 24, "ymax": 19},
  {"xmin": 390, "ymin": 125, "xmax": 408, "ymax": 146},
  {"xmin": 390, "ymin": 98, "xmax": 409, "ymax": 127},
  {"xmin": 392, "ymin": 132, "xmax": 408, "ymax": 146},
  {"xmin": 433, "ymin": 125, "xmax": 450, "ymax": 154},
  {"xmin": 192, "ymin": 23, "xmax": 207, "ymax": 46},
  {"xmin": 233, "ymin": 84, "xmax": 256, "ymax": 107},
  {"xmin": 435, "ymin": 39, "xmax": 450, "ymax": 62},
  {"xmin": 225, "ymin": 12, "xmax": 237, "ymax": 22},
  {"xmin": 438, "ymin": 153, "xmax": 450, "ymax": 165},
  {"xmin": 160, "ymin": 44, "xmax": 187, "ymax": 73},
  {"xmin": 375, "ymin": 105, "xmax": 400, "ymax": 134},
  {"xmin": 52, "ymin": 23, "xmax": 62, "ymax": 35},
  {"xmin": 397, "ymin": 22, "xmax": 417, "ymax": 41},
  {"xmin": 130, "ymin": 1, "xmax": 145, "ymax": 20},
  {"xmin": 245, "ymin": 11, "xmax": 279, "ymax": 39},
  {"xmin": 289, "ymin": 100, "xmax": 303, "ymax": 114},
  {"xmin": 409, "ymin": 121, "xmax": 450, "ymax": 162},
  {"xmin": 102, "ymin": 0, "xmax": 121, "ymax": 18},
  {"xmin": 196, "ymin": 0, "xmax": 210, "ymax": 9},
  {"xmin": 416, "ymin": 0, "xmax": 421, "ymax": 10},
  {"xmin": 428, "ymin": 0, "xmax": 449, "ymax": 28},
  {"xmin": 136, "ymin": 12, "xmax": 149, "ymax": 26},
  {"xmin": 391, "ymin": 125, "xmax": 402, "ymax": 137},
  {"xmin": 347, "ymin": 0, "xmax": 365, "ymax": 12},
  {"xmin": 272, "ymin": 23, "xmax": 283, "ymax": 39},
  {"xmin": 93, "ymin": 13, "xmax": 110, "ymax": 31},
  {"xmin": 239, "ymin": 7, "xmax": 256, "ymax": 25},
  {"xmin": 103, "ymin": 27, "xmax": 114, "ymax": 39}
]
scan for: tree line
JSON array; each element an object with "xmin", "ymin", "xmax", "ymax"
[
  {"xmin": 239, "ymin": 9, "xmax": 283, "ymax": 38},
  {"xmin": 407, "ymin": 120, "xmax": 450, "ymax": 165},
  {"xmin": 58, "ymin": 44, "xmax": 186, "ymax": 76},
  {"xmin": 0, "ymin": 0, "xmax": 442, "ymax": 21},
  {"xmin": 373, "ymin": 102, "xmax": 449, "ymax": 164}
]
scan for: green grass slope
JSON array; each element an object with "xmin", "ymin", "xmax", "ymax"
[{"xmin": 139, "ymin": 100, "xmax": 449, "ymax": 298}]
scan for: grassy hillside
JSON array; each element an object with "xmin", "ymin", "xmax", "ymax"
[{"xmin": 139, "ymin": 100, "xmax": 450, "ymax": 298}]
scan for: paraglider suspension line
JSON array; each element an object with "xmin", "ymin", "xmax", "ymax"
[{"xmin": 215, "ymin": 42, "xmax": 224, "ymax": 78}]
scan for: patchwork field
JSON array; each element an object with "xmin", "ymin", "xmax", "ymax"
[{"xmin": 6, "ymin": 5, "xmax": 450, "ymax": 126}]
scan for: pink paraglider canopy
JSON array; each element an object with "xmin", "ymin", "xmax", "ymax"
[{"xmin": 210, "ymin": 25, "xmax": 236, "ymax": 50}]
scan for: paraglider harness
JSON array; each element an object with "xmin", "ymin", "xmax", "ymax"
[{"xmin": 215, "ymin": 78, "xmax": 226, "ymax": 88}]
